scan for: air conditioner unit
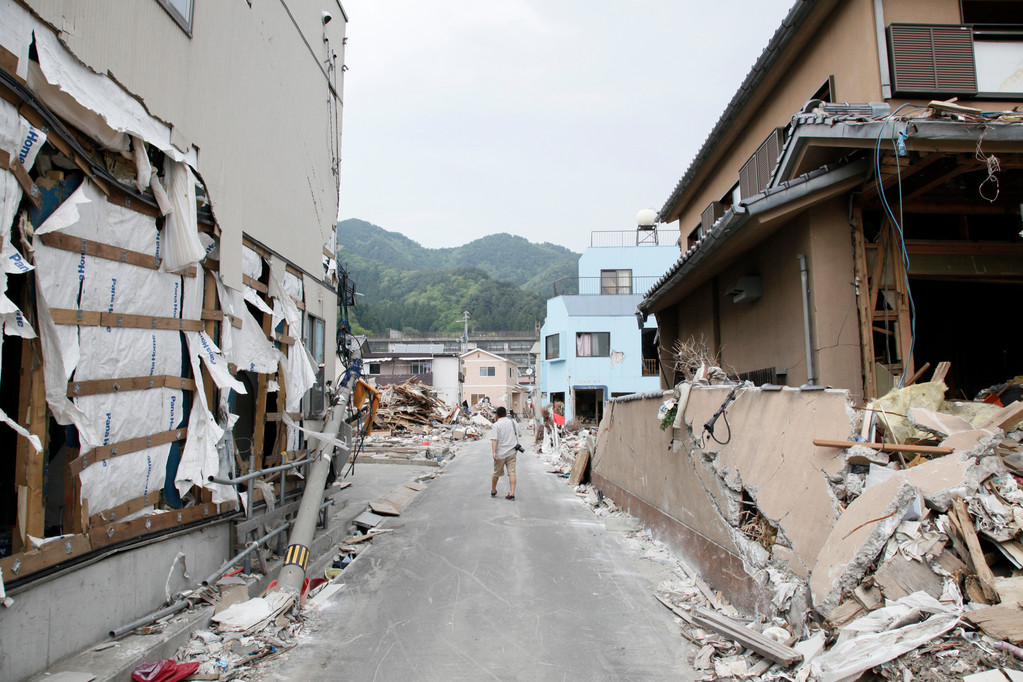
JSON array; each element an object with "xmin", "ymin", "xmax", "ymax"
[{"xmin": 726, "ymin": 276, "xmax": 762, "ymax": 304}]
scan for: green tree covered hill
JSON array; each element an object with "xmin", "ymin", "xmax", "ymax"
[{"xmin": 337, "ymin": 219, "xmax": 580, "ymax": 334}]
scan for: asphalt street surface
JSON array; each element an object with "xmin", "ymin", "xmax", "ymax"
[{"xmin": 262, "ymin": 430, "xmax": 696, "ymax": 681}]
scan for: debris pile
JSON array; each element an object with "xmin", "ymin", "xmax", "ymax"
[
  {"xmin": 549, "ymin": 354, "xmax": 1023, "ymax": 680},
  {"xmin": 370, "ymin": 378, "xmax": 458, "ymax": 432}
]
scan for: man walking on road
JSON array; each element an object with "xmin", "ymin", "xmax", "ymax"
[{"xmin": 490, "ymin": 406, "xmax": 521, "ymax": 500}]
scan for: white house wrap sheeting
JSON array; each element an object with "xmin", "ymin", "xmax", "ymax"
[
  {"xmin": 30, "ymin": 179, "xmax": 238, "ymax": 512},
  {"xmin": 33, "ymin": 180, "xmax": 182, "ymax": 512},
  {"xmin": 1, "ymin": 97, "xmax": 42, "ymax": 451}
]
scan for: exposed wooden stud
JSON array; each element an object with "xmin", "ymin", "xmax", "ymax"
[
  {"xmin": 66, "ymin": 374, "xmax": 197, "ymax": 398},
  {"xmin": 850, "ymin": 207, "xmax": 876, "ymax": 400},
  {"xmin": 69, "ymin": 427, "xmax": 189, "ymax": 475},
  {"xmin": 49, "ymin": 308, "xmax": 203, "ymax": 332},
  {"xmin": 38, "ymin": 232, "xmax": 195, "ymax": 276},
  {"xmin": 88, "ymin": 492, "xmax": 160, "ymax": 528}
]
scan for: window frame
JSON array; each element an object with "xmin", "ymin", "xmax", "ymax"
[
  {"xmin": 479, "ymin": 366, "xmax": 496, "ymax": 377},
  {"xmin": 303, "ymin": 313, "xmax": 326, "ymax": 418},
  {"xmin": 576, "ymin": 331, "xmax": 611, "ymax": 358},
  {"xmin": 545, "ymin": 333, "xmax": 560, "ymax": 360},
  {"xmin": 600, "ymin": 269, "xmax": 633, "ymax": 295},
  {"xmin": 156, "ymin": 0, "xmax": 194, "ymax": 36}
]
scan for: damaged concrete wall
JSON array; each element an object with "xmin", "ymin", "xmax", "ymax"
[
  {"xmin": 0, "ymin": 524, "xmax": 229, "ymax": 682},
  {"xmin": 592, "ymin": 385, "xmax": 855, "ymax": 614}
]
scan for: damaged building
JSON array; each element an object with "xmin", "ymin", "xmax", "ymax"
[
  {"xmin": 0, "ymin": 1, "xmax": 348, "ymax": 679},
  {"xmin": 587, "ymin": 0, "xmax": 1023, "ymax": 664}
]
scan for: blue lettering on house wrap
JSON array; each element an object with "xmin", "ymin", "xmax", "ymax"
[
  {"xmin": 103, "ymin": 412, "xmax": 112, "ymax": 445},
  {"xmin": 154, "ymin": 231, "xmax": 161, "ymax": 259},
  {"xmin": 7, "ymin": 251, "xmax": 30, "ymax": 273},
  {"xmin": 105, "ymin": 278, "xmax": 117, "ymax": 332},
  {"xmin": 14, "ymin": 311, "xmax": 27, "ymax": 329},
  {"xmin": 78, "ymin": 254, "xmax": 86, "ymax": 281},
  {"xmin": 150, "ymin": 335, "xmax": 157, "ymax": 376},
  {"xmin": 199, "ymin": 333, "xmax": 217, "ymax": 364},
  {"xmin": 169, "ymin": 394, "xmax": 177, "ymax": 430},
  {"xmin": 173, "ymin": 281, "xmax": 180, "ymax": 318},
  {"xmin": 18, "ymin": 129, "xmax": 39, "ymax": 164}
]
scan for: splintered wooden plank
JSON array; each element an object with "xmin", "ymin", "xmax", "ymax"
[
  {"xmin": 812, "ymin": 439, "xmax": 953, "ymax": 455},
  {"xmin": 977, "ymin": 401, "xmax": 1023, "ymax": 433},
  {"xmin": 692, "ymin": 608, "xmax": 803, "ymax": 667},
  {"xmin": 964, "ymin": 602, "xmax": 1023, "ymax": 643},
  {"xmin": 568, "ymin": 447, "xmax": 591, "ymax": 487},
  {"xmin": 952, "ymin": 498, "xmax": 999, "ymax": 602},
  {"xmin": 874, "ymin": 554, "xmax": 944, "ymax": 601}
]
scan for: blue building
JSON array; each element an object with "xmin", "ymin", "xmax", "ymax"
[{"xmin": 540, "ymin": 222, "xmax": 681, "ymax": 423}]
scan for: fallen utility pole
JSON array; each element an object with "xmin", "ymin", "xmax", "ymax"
[{"xmin": 273, "ymin": 351, "xmax": 361, "ymax": 597}]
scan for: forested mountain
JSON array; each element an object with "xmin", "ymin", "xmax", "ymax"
[{"xmin": 337, "ymin": 219, "xmax": 580, "ymax": 334}]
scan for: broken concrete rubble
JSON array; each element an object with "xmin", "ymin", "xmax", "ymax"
[{"xmin": 582, "ymin": 358, "xmax": 1023, "ymax": 678}]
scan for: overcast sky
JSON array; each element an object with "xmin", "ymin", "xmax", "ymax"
[{"xmin": 337, "ymin": 0, "xmax": 796, "ymax": 254}]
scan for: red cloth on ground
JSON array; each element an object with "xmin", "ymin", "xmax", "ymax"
[{"xmin": 131, "ymin": 659, "xmax": 201, "ymax": 682}]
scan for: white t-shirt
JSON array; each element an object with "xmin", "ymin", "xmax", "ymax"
[{"xmin": 490, "ymin": 417, "xmax": 520, "ymax": 458}]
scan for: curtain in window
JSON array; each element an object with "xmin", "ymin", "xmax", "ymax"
[{"xmin": 577, "ymin": 333, "xmax": 592, "ymax": 356}]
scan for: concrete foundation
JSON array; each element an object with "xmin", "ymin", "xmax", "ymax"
[{"xmin": 1, "ymin": 522, "xmax": 231, "ymax": 682}]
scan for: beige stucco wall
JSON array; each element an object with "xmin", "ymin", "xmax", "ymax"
[
  {"xmin": 592, "ymin": 386, "xmax": 853, "ymax": 610},
  {"xmin": 670, "ymin": 0, "xmax": 880, "ymax": 234},
  {"xmin": 461, "ymin": 349, "xmax": 521, "ymax": 410},
  {"xmin": 23, "ymin": 0, "xmax": 345, "ymax": 285}
]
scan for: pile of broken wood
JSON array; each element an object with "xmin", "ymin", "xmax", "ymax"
[{"xmin": 371, "ymin": 378, "xmax": 459, "ymax": 432}]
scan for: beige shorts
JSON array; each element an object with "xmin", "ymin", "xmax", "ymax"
[{"xmin": 493, "ymin": 453, "xmax": 517, "ymax": 477}]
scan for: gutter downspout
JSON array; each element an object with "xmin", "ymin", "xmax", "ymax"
[
  {"xmin": 873, "ymin": 0, "xmax": 893, "ymax": 100},
  {"xmin": 797, "ymin": 254, "xmax": 818, "ymax": 386},
  {"xmin": 273, "ymin": 350, "xmax": 361, "ymax": 596}
]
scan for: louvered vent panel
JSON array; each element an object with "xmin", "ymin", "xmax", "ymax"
[
  {"xmin": 738, "ymin": 128, "xmax": 785, "ymax": 199},
  {"xmin": 889, "ymin": 24, "xmax": 977, "ymax": 95},
  {"xmin": 701, "ymin": 201, "xmax": 724, "ymax": 234}
]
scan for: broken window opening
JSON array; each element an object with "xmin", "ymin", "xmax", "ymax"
[
  {"xmin": 641, "ymin": 328, "xmax": 659, "ymax": 377},
  {"xmin": 737, "ymin": 490, "xmax": 777, "ymax": 552}
]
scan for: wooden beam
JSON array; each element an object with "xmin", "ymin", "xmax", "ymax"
[
  {"xmin": 69, "ymin": 427, "xmax": 189, "ymax": 475},
  {"xmin": 977, "ymin": 400, "xmax": 1023, "ymax": 433},
  {"xmin": 813, "ymin": 439, "xmax": 954, "ymax": 455},
  {"xmin": 850, "ymin": 208, "xmax": 876, "ymax": 400},
  {"xmin": 0, "ymin": 534, "xmax": 93, "ymax": 582},
  {"xmin": 49, "ymin": 308, "xmax": 202, "ymax": 332},
  {"xmin": 88, "ymin": 492, "xmax": 160, "ymax": 527},
  {"xmin": 932, "ymin": 361, "xmax": 951, "ymax": 384},
  {"xmin": 38, "ymin": 232, "xmax": 197, "ymax": 277},
  {"xmin": 67, "ymin": 374, "xmax": 196, "ymax": 398},
  {"xmin": 692, "ymin": 608, "xmax": 803, "ymax": 667},
  {"xmin": 87, "ymin": 501, "xmax": 234, "ymax": 551},
  {"xmin": 242, "ymin": 274, "xmax": 268, "ymax": 293},
  {"xmin": 0, "ymin": 149, "xmax": 41, "ymax": 208},
  {"xmin": 952, "ymin": 498, "xmax": 999, "ymax": 603}
]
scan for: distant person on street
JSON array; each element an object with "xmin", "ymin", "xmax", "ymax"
[{"xmin": 490, "ymin": 406, "xmax": 521, "ymax": 500}]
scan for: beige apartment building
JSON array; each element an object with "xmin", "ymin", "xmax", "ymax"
[{"xmin": 639, "ymin": 0, "xmax": 1023, "ymax": 404}]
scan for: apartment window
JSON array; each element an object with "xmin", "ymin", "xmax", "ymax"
[
  {"xmin": 576, "ymin": 332, "xmax": 610, "ymax": 357},
  {"xmin": 545, "ymin": 334, "xmax": 560, "ymax": 360},
  {"xmin": 410, "ymin": 361, "xmax": 429, "ymax": 374},
  {"xmin": 367, "ymin": 363, "xmax": 381, "ymax": 375},
  {"xmin": 304, "ymin": 314, "xmax": 326, "ymax": 416},
  {"xmin": 480, "ymin": 366, "xmax": 496, "ymax": 377},
  {"xmin": 156, "ymin": 0, "xmax": 194, "ymax": 35},
  {"xmin": 600, "ymin": 269, "xmax": 632, "ymax": 295},
  {"xmin": 508, "ymin": 368, "xmax": 513, "ymax": 378}
]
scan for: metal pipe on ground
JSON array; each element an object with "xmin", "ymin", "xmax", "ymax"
[
  {"xmin": 109, "ymin": 494, "xmax": 342, "ymax": 640},
  {"xmin": 109, "ymin": 598, "xmax": 191, "ymax": 639},
  {"xmin": 208, "ymin": 458, "xmax": 311, "ymax": 486},
  {"xmin": 273, "ymin": 353, "xmax": 361, "ymax": 596}
]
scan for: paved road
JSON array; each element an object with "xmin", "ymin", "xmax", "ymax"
[{"xmin": 262, "ymin": 432, "xmax": 696, "ymax": 681}]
